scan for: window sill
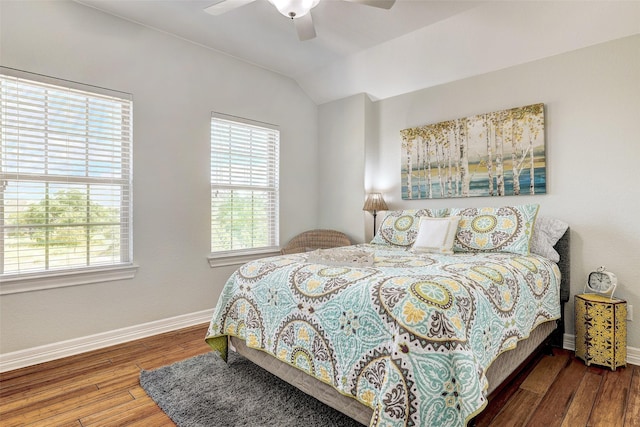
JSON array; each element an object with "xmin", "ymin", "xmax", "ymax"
[
  {"xmin": 0, "ymin": 264, "xmax": 139, "ymax": 295},
  {"xmin": 207, "ymin": 249, "xmax": 281, "ymax": 268}
]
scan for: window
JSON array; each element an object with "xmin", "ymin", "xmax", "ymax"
[
  {"xmin": 0, "ymin": 68, "xmax": 134, "ymax": 292},
  {"xmin": 210, "ymin": 113, "xmax": 279, "ymax": 260}
]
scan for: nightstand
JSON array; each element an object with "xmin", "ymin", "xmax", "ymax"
[{"xmin": 575, "ymin": 293, "xmax": 627, "ymax": 370}]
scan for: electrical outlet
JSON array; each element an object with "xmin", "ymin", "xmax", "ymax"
[{"xmin": 627, "ymin": 305, "xmax": 633, "ymax": 321}]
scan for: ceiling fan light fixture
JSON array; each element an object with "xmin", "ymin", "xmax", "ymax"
[{"xmin": 268, "ymin": 0, "xmax": 320, "ymax": 19}]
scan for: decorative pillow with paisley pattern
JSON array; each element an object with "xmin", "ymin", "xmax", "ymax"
[
  {"xmin": 450, "ymin": 204, "xmax": 539, "ymax": 254},
  {"xmin": 370, "ymin": 208, "xmax": 449, "ymax": 247}
]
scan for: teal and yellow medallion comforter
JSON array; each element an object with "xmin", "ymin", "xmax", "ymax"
[{"xmin": 205, "ymin": 244, "xmax": 561, "ymax": 427}]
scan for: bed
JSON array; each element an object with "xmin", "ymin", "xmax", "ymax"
[{"xmin": 205, "ymin": 205, "xmax": 570, "ymax": 427}]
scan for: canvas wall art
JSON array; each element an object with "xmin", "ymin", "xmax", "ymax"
[{"xmin": 401, "ymin": 103, "xmax": 546, "ymax": 199}]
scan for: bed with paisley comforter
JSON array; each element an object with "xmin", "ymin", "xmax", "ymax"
[{"xmin": 205, "ymin": 206, "xmax": 570, "ymax": 427}]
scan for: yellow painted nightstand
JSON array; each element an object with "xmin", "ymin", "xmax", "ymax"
[{"xmin": 575, "ymin": 293, "xmax": 627, "ymax": 370}]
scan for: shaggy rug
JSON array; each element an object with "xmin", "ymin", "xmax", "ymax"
[{"xmin": 139, "ymin": 351, "xmax": 363, "ymax": 427}]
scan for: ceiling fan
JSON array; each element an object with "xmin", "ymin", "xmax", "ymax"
[{"xmin": 204, "ymin": 0, "xmax": 396, "ymax": 41}]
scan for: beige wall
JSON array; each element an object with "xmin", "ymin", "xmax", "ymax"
[
  {"xmin": 0, "ymin": 0, "xmax": 318, "ymax": 353},
  {"xmin": 321, "ymin": 35, "xmax": 640, "ymax": 347},
  {"xmin": 317, "ymin": 94, "xmax": 375, "ymax": 244}
]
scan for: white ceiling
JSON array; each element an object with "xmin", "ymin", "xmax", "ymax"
[{"xmin": 76, "ymin": 0, "xmax": 640, "ymax": 104}]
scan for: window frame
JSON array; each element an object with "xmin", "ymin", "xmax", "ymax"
[
  {"xmin": 208, "ymin": 112, "xmax": 280, "ymax": 267},
  {"xmin": 0, "ymin": 67, "xmax": 137, "ymax": 294}
]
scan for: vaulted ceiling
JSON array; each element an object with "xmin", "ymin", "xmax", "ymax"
[{"xmin": 76, "ymin": 0, "xmax": 640, "ymax": 104}]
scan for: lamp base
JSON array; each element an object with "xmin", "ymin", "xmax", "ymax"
[{"xmin": 373, "ymin": 211, "xmax": 377, "ymax": 236}]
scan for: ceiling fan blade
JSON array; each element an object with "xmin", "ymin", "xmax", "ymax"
[
  {"xmin": 344, "ymin": 0, "xmax": 395, "ymax": 10},
  {"xmin": 294, "ymin": 13, "xmax": 316, "ymax": 41},
  {"xmin": 204, "ymin": 0, "xmax": 257, "ymax": 16}
]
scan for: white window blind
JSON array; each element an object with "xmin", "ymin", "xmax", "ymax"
[
  {"xmin": 0, "ymin": 68, "xmax": 133, "ymax": 278},
  {"xmin": 210, "ymin": 113, "xmax": 279, "ymax": 255}
]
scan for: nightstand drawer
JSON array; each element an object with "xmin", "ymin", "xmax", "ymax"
[{"xmin": 575, "ymin": 293, "xmax": 626, "ymax": 370}]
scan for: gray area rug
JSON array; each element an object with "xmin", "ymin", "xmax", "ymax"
[{"xmin": 140, "ymin": 351, "xmax": 363, "ymax": 427}]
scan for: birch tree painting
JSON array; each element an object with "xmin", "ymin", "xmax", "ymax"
[{"xmin": 401, "ymin": 103, "xmax": 546, "ymax": 199}]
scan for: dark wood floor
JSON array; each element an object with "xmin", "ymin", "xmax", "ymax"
[{"xmin": 1, "ymin": 323, "xmax": 638, "ymax": 426}]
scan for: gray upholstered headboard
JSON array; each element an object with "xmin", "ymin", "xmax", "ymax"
[
  {"xmin": 552, "ymin": 227, "xmax": 570, "ymax": 347},
  {"xmin": 555, "ymin": 228, "xmax": 571, "ymax": 304}
]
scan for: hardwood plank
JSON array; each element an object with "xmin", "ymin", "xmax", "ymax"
[
  {"xmin": 28, "ymin": 420, "xmax": 82, "ymax": 427},
  {"xmin": 42, "ymin": 388, "xmax": 135, "ymax": 424},
  {"xmin": 525, "ymin": 357, "xmax": 588, "ymax": 427},
  {"xmin": 168, "ymin": 323, "xmax": 209, "ymax": 343},
  {"xmin": 99, "ymin": 342, "xmax": 153, "ymax": 363},
  {"xmin": 486, "ymin": 388, "xmax": 541, "ymax": 427},
  {"xmin": 474, "ymin": 379, "xmax": 524, "ymax": 427},
  {"xmin": 0, "ymin": 350, "xmax": 111, "ymax": 382},
  {"xmin": 1, "ymin": 385, "xmax": 99, "ymax": 420},
  {"xmin": 134, "ymin": 344, "xmax": 210, "ymax": 370},
  {"xmin": 79, "ymin": 340, "xmax": 148, "ymax": 361},
  {"xmin": 1, "ymin": 385, "xmax": 133, "ymax": 426},
  {"xmin": 0, "ymin": 357, "xmax": 112, "ymax": 398},
  {"xmin": 94, "ymin": 365, "xmax": 144, "ymax": 390},
  {"xmin": 79, "ymin": 397, "xmax": 160, "ymax": 426},
  {"xmin": 125, "ymin": 411, "xmax": 175, "ymax": 426},
  {"xmin": 179, "ymin": 338, "xmax": 213, "ymax": 353},
  {"xmin": 104, "ymin": 342, "xmax": 173, "ymax": 365},
  {"xmin": 129, "ymin": 385, "xmax": 150, "ymax": 399},
  {"xmin": 588, "ymin": 364, "xmax": 634, "ymax": 427},
  {"xmin": 560, "ymin": 371, "xmax": 603, "ymax": 427},
  {"xmin": 142, "ymin": 324, "xmax": 208, "ymax": 350},
  {"xmin": 474, "ymin": 350, "xmax": 546, "ymax": 427},
  {"xmin": 624, "ymin": 366, "xmax": 640, "ymax": 427},
  {"xmin": 520, "ymin": 351, "xmax": 569, "ymax": 395},
  {"xmin": 1, "ymin": 363, "xmax": 139, "ymax": 411}
]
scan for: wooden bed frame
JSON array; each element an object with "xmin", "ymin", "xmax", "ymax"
[{"xmin": 230, "ymin": 229, "xmax": 571, "ymax": 425}]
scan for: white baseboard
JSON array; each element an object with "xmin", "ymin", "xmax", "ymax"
[
  {"xmin": 0, "ymin": 308, "xmax": 214, "ymax": 373},
  {"xmin": 563, "ymin": 333, "xmax": 640, "ymax": 366}
]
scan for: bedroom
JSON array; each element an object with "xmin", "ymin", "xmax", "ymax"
[{"xmin": 0, "ymin": 0, "xmax": 639, "ymax": 425}]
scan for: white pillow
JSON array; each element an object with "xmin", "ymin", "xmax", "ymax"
[
  {"xmin": 411, "ymin": 216, "xmax": 461, "ymax": 254},
  {"xmin": 530, "ymin": 216, "xmax": 569, "ymax": 262}
]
